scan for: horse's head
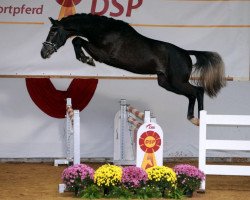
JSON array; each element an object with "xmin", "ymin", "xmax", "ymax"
[{"xmin": 41, "ymin": 17, "xmax": 69, "ymax": 59}]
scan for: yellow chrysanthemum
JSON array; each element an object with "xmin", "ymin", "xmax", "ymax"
[
  {"xmin": 146, "ymin": 166, "xmax": 177, "ymax": 189},
  {"xmin": 94, "ymin": 164, "xmax": 122, "ymax": 187}
]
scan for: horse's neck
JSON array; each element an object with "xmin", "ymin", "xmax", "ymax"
[{"xmin": 63, "ymin": 14, "xmax": 96, "ymax": 38}]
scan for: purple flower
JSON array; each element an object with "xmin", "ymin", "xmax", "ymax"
[
  {"xmin": 122, "ymin": 166, "xmax": 148, "ymax": 188},
  {"xmin": 174, "ymin": 164, "xmax": 205, "ymax": 191},
  {"xmin": 62, "ymin": 164, "xmax": 95, "ymax": 188},
  {"xmin": 174, "ymin": 164, "xmax": 205, "ymax": 181}
]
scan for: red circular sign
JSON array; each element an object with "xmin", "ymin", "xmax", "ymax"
[
  {"xmin": 56, "ymin": 0, "xmax": 82, "ymax": 7},
  {"xmin": 139, "ymin": 131, "xmax": 161, "ymax": 153}
]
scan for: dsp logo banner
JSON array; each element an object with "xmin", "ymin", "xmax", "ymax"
[
  {"xmin": 0, "ymin": 0, "xmax": 143, "ymax": 18},
  {"xmin": 0, "ymin": 0, "xmax": 249, "ymax": 79}
]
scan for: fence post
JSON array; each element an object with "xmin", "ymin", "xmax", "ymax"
[{"xmin": 199, "ymin": 110, "xmax": 207, "ymax": 191}]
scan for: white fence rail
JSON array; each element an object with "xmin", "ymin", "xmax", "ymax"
[{"xmin": 199, "ymin": 110, "xmax": 250, "ymax": 190}]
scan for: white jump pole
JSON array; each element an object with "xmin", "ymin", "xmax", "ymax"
[{"xmin": 73, "ymin": 110, "xmax": 80, "ymax": 165}]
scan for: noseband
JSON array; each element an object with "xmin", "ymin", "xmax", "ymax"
[
  {"xmin": 42, "ymin": 41, "xmax": 58, "ymax": 52},
  {"xmin": 42, "ymin": 26, "xmax": 62, "ymax": 52}
]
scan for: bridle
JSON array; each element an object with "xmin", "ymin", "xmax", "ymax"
[
  {"xmin": 42, "ymin": 41, "xmax": 58, "ymax": 52},
  {"xmin": 42, "ymin": 26, "xmax": 61, "ymax": 52}
]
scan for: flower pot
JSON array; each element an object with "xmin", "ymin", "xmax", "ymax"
[
  {"xmin": 184, "ymin": 189, "xmax": 194, "ymax": 198},
  {"xmin": 74, "ymin": 187, "xmax": 79, "ymax": 196},
  {"xmin": 104, "ymin": 187, "xmax": 109, "ymax": 196}
]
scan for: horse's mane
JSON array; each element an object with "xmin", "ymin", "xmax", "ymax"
[{"xmin": 60, "ymin": 13, "xmax": 129, "ymax": 27}]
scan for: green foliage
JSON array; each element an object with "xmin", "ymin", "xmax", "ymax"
[
  {"xmin": 166, "ymin": 188, "xmax": 184, "ymax": 199},
  {"xmin": 80, "ymin": 184, "xmax": 102, "ymax": 199},
  {"xmin": 134, "ymin": 185, "xmax": 162, "ymax": 199},
  {"xmin": 106, "ymin": 186, "xmax": 133, "ymax": 199}
]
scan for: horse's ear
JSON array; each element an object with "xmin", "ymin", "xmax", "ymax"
[{"xmin": 49, "ymin": 17, "xmax": 56, "ymax": 25}]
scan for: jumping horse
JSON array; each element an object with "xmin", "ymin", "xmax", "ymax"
[{"xmin": 41, "ymin": 13, "xmax": 226, "ymax": 126}]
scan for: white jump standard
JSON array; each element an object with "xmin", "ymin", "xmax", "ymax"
[
  {"xmin": 54, "ymin": 98, "xmax": 80, "ymax": 166},
  {"xmin": 114, "ymin": 99, "xmax": 163, "ymax": 169}
]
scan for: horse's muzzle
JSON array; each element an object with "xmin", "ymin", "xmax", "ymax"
[
  {"xmin": 41, "ymin": 42, "xmax": 57, "ymax": 59},
  {"xmin": 41, "ymin": 48, "xmax": 49, "ymax": 59}
]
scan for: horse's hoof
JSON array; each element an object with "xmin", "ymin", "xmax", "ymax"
[
  {"xmin": 189, "ymin": 118, "xmax": 200, "ymax": 126},
  {"xmin": 87, "ymin": 58, "xmax": 95, "ymax": 66}
]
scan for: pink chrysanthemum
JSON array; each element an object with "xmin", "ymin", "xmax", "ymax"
[
  {"xmin": 62, "ymin": 164, "xmax": 94, "ymax": 189},
  {"xmin": 174, "ymin": 164, "xmax": 205, "ymax": 180},
  {"xmin": 174, "ymin": 164, "xmax": 205, "ymax": 192},
  {"xmin": 122, "ymin": 166, "xmax": 148, "ymax": 188}
]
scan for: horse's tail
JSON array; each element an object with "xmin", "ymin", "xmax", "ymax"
[{"xmin": 188, "ymin": 50, "xmax": 226, "ymax": 97}]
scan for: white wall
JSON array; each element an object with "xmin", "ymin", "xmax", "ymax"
[{"xmin": 0, "ymin": 78, "xmax": 250, "ymax": 159}]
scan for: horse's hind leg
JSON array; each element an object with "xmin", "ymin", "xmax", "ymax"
[
  {"xmin": 187, "ymin": 97, "xmax": 199, "ymax": 126},
  {"xmin": 157, "ymin": 72, "xmax": 181, "ymax": 94},
  {"xmin": 187, "ymin": 96, "xmax": 196, "ymax": 120},
  {"xmin": 197, "ymin": 87, "xmax": 204, "ymax": 118},
  {"xmin": 157, "ymin": 72, "xmax": 200, "ymax": 125},
  {"xmin": 188, "ymin": 87, "xmax": 204, "ymax": 125},
  {"xmin": 172, "ymin": 79, "xmax": 202, "ymax": 126},
  {"xmin": 72, "ymin": 37, "xmax": 95, "ymax": 66}
]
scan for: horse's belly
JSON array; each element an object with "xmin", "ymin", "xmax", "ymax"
[
  {"xmin": 106, "ymin": 37, "xmax": 161, "ymax": 74},
  {"xmin": 109, "ymin": 57, "xmax": 157, "ymax": 75}
]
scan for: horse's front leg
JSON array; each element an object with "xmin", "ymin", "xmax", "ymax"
[{"xmin": 72, "ymin": 37, "xmax": 95, "ymax": 66}]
